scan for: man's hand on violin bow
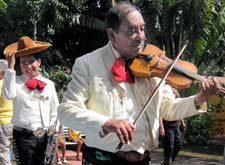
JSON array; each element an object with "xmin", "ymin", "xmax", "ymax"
[{"xmin": 100, "ymin": 119, "xmax": 135, "ymax": 144}]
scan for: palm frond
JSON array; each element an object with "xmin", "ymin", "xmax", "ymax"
[{"xmin": 71, "ymin": 14, "xmax": 106, "ymax": 32}]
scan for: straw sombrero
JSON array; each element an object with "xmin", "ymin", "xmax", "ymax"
[{"xmin": 3, "ymin": 36, "xmax": 51, "ymax": 57}]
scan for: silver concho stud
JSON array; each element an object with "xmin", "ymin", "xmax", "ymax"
[
  {"xmin": 119, "ymin": 89, "xmax": 127, "ymax": 99},
  {"xmin": 33, "ymin": 127, "xmax": 45, "ymax": 138}
]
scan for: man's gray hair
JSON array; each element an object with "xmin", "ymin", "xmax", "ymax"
[{"xmin": 105, "ymin": 2, "xmax": 141, "ymax": 32}]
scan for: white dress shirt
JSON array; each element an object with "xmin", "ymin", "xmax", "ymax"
[
  {"xmin": 3, "ymin": 69, "xmax": 59, "ymax": 132},
  {"xmin": 58, "ymin": 42, "xmax": 206, "ymax": 154}
]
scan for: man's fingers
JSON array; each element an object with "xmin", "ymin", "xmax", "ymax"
[
  {"xmin": 115, "ymin": 120, "xmax": 134, "ymax": 144},
  {"xmin": 102, "ymin": 118, "xmax": 135, "ymax": 144},
  {"xmin": 117, "ymin": 131, "xmax": 125, "ymax": 144}
]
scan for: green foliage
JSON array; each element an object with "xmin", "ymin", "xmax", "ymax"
[
  {"xmin": 0, "ymin": 0, "xmax": 108, "ymax": 65},
  {"xmin": 40, "ymin": 65, "xmax": 72, "ymax": 101},
  {"xmin": 200, "ymin": 60, "xmax": 225, "ymax": 77},
  {"xmin": 186, "ymin": 113, "xmax": 213, "ymax": 145},
  {"xmin": 71, "ymin": 14, "xmax": 106, "ymax": 32},
  {"xmin": 0, "ymin": 0, "xmax": 6, "ymax": 9}
]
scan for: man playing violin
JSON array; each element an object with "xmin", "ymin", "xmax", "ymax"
[{"xmin": 58, "ymin": 2, "xmax": 218, "ymax": 165}]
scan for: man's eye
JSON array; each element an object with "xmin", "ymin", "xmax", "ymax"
[{"xmin": 127, "ymin": 28, "xmax": 136, "ymax": 35}]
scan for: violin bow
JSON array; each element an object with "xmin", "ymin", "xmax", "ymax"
[{"xmin": 116, "ymin": 41, "xmax": 189, "ymax": 150}]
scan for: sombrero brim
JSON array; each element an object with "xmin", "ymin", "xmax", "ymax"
[{"xmin": 4, "ymin": 41, "xmax": 51, "ymax": 57}]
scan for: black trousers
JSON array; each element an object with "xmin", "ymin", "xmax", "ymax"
[
  {"xmin": 13, "ymin": 129, "xmax": 48, "ymax": 165},
  {"xmin": 162, "ymin": 126, "xmax": 182, "ymax": 162},
  {"xmin": 82, "ymin": 144, "xmax": 151, "ymax": 165}
]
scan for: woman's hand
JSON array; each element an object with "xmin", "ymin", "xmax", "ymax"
[{"xmin": 5, "ymin": 51, "xmax": 16, "ymax": 69}]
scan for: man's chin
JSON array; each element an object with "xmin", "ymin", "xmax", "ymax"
[{"xmin": 130, "ymin": 44, "xmax": 142, "ymax": 52}]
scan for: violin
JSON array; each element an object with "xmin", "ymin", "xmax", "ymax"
[
  {"xmin": 129, "ymin": 44, "xmax": 225, "ymax": 95},
  {"xmin": 116, "ymin": 43, "xmax": 224, "ymax": 151}
]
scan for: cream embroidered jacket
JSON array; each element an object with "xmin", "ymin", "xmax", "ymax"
[
  {"xmin": 58, "ymin": 42, "xmax": 206, "ymax": 153},
  {"xmin": 3, "ymin": 69, "xmax": 59, "ymax": 131}
]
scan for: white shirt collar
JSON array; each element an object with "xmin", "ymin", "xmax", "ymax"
[
  {"xmin": 109, "ymin": 41, "xmax": 120, "ymax": 59},
  {"xmin": 22, "ymin": 74, "xmax": 41, "ymax": 80}
]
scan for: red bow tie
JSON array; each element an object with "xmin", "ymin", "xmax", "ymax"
[
  {"xmin": 25, "ymin": 78, "xmax": 46, "ymax": 92},
  {"xmin": 111, "ymin": 57, "xmax": 134, "ymax": 83}
]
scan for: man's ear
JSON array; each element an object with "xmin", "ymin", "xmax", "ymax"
[{"xmin": 107, "ymin": 28, "xmax": 115, "ymax": 42}]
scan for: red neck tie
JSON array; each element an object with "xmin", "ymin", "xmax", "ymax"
[
  {"xmin": 25, "ymin": 78, "xmax": 47, "ymax": 92},
  {"xmin": 111, "ymin": 57, "xmax": 134, "ymax": 83}
]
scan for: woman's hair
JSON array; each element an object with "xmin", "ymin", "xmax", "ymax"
[
  {"xmin": 33, "ymin": 52, "xmax": 44, "ymax": 60},
  {"xmin": 105, "ymin": 2, "xmax": 141, "ymax": 32}
]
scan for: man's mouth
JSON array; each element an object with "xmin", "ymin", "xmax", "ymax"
[
  {"xmin": 133, "ymin": 41, "xmax": 144, "ymax": 48},
  {"xmin": 133, "ymin": 44, "xmax": 143, "ymax": 51}
]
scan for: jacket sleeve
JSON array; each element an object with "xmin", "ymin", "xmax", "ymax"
[
  {"xmin": 58, "ymin": 56, "xmax": 109, "ymax": 136},
  {"xmin": 49, "ymin": 81, "xmax": 60, "ymax": 129},
  {"xmin": 2, "ymin": 69, "xmax": 17, "ymax": 99},
  {"xmin": 159, "ymin": 84, "xmax": 207, "ymax": 121}
]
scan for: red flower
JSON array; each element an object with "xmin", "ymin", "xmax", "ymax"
[
  {"xmin": 25, "ymin": 78, "xmax": 47, "ymax": 92},
  {"xmin": 111, "ymin": 57, "xmax": 133, "ymax": 83}
]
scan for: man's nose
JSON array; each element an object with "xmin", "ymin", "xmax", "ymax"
[{"xmin": 136, "ymin": 30, "xmax": 146, "ymax": 41}]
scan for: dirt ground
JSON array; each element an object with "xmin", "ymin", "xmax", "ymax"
[
  {"xmin": 11, "ymin": 143, "xmax": 224, "ymax": 165},
  {"xmin": 151, "ymin": 144, "xmax": 224, "ymax": 165}
]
